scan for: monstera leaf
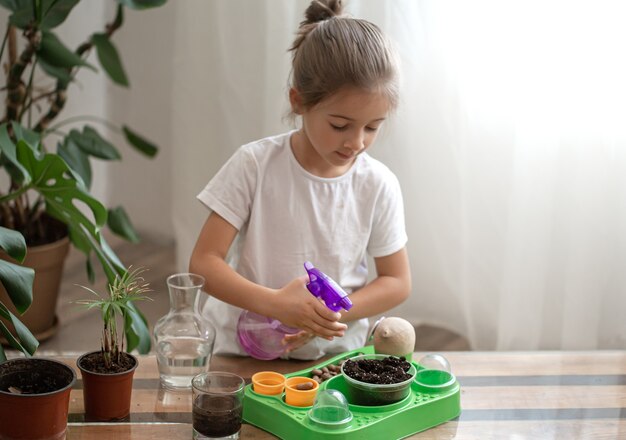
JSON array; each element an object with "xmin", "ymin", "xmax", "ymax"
[
  {"xmin": 0, "ymin": 226, "xmax": 38, "ymax": 361},
  {"xmin": 15, "ymin": 140, "xmax": 107, "ymax": 232}
]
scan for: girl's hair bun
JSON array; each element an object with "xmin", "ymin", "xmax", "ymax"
[
  {"xmin": 302, "ymin": 0, "xmax": 343, "ymax": 25},
  {"xmin": 289, "ymin": 0, "xmax": 400, "ymax": 114}
]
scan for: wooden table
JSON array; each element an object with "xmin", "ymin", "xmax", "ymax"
[{"xmin": 57, "ymin": 351, "xmax": 626, "ymax": 439}]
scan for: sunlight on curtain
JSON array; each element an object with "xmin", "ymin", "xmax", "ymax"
[{"xmin": 171, "ymin": 0, "xmax": 626, "ymax": 350}]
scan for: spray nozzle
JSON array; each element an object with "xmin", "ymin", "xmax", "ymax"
[{"xmin": 304, "ymin": 261, "xmax": 353, "ymax": 312}]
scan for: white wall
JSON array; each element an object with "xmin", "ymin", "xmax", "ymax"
[{"xmin": 107, "ymin": 2, "xmax": 176, "ymax": 242}]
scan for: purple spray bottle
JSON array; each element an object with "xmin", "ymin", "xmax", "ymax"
[{"xmin": 236, "ymin": 262, "xmax": 353, "ymax": 360}]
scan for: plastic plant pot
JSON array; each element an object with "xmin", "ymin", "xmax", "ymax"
[
  {"xmin": 251, "ymin": 371, "xmax": 285, "ymax": 395},
  {"xmin": 77, "ymin": 351, "xmax": 138, "ymax": 421},
  {"xmin": 340, "ymin": 354, "xmax": 416, "ymax": 406},
  {"xmin": 0, "ymin": 358, "xmax": 75, "ymax": 440},
  {"xmin": 284, "ymin": 376, "xmax": 319, "ymax": 407}
]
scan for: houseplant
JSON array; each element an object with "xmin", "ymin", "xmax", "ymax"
[
  {"xmin": 0, "ymin": 0, "xmax": 166, "ymax": 350},
  {"xmin": 75, "ymin": 266, "xmax": 151, "ymax": 420},
  {"xmin": 0, "ymin": 228, "xmax": 75, "ymax": 440},
  {"xmin": 0, "ymin": 357, "xmax": 75, "ymax": 439}
]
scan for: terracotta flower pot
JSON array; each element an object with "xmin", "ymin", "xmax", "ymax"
[
  {"xmin": 77, "ymin": 351, "xmax": 138, "ymax": 421},
  {"xmin": 0, "ymin": 358, "xmax": 75, "ymax": 440},
  {"xmin": 0, "ymin": 235, "xmax": 70, "ymax": 342}
]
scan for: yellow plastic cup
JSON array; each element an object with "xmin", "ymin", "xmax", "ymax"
[
  {"xmin": 251, "ymin": 371, "xmax": 285, "ymax": 395},
  {"xmin": 285, "ymin": 376, "xmax": 319, "ymax": 407}
]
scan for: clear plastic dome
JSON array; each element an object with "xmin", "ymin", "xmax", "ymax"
[
  {"xmin": 415, "ymin": 353, "xmax": 455, "ymax": 389},
  {"xmin": 417, "ymin": 353, "xmax": 451, "ymax": 373},
  {"xmin": 308, "ymin": 389, "xmax": 352, "ymax": 427}
]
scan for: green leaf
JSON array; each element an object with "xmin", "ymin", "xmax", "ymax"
[
  {"xmin": 0, "ymin": 1, "xmax": 21, "ymax": 12},
  {"xmin": 124, "ymin": 301, "xmax": 150, "ymax": 353},
  {"xmin": 38, "ymin": 57, "xmax": 72, "ymax": 87},
  {"xmin": 111, "ymin": 303, "xmax": 124, "ymax": 321},
  {"xmin": 68, "ymin": 224, "xmax": 120, "ymax": 285},
  {"xmin": 37, "ymin": 30, "xmax": 96, "ymax": 71},
  {"xmin": 82, "ymin": 228, "xmax": 120, "ymax": 284},
  {"xmin": 40, "ymin": 0, "xmax": 79, "ymax": 29},
  {"xmin": 0, "ymin": 259, "xmax": 34, "ymax": 315},
  {"xmin": 122, "ymin": 125, "xmax": 158, "ymax": 158},
  {"xmin": 0, "ymin": 226, "xmax": 34, "ymax": 318},
  {"xmin": 16, "ymin": 140, "xmax": 107, "ymax": 230},
  {"xmin": 11, "ymin": 121, "xmax": 41, "ymax": 151},
  {"xmin": 107, "ymin": 206, "xmax": 140, "ymax": 243},
  {"xmin": 7, "ymin": 0, "xmax": 34, "ymax": 29},
  {"xmin": 0, "ymin": 226, "xmax": 27, "ymax": 262},
  {"xmin": 98, "ymin": 233, "xmax": 126, "ymax": 275},
  {"xmin": 58, "ymin": 138, "xmax": 92, "ymax": 188},
  {"xmin": 101, "ymin": 302, "xmax": 110, "ymax": 323},
  {"xmin": 69, "ymin": 127, "xmax": 121, "ymax": 160},
  {"xmin": 0, "ymin": 261, "xmax": 33, "ymax": 314},
  {"xmin": 0, "ymin": 304, "xmax": 38, "ymax": 355},
  {"xmin": 67, "ymin": 223, "xmax": 91, "ymax": 255},
  {"xmin": 124, "ymin": 313, "xmax": 139, "ymax": 352},
  {"xmin": 0, "ymin": 318, "xmax": 27, "ymax": 354},
  {"xmin": 91, "ymin": 33, "xmax": 129, "ymax": 87},
  {"xmin": 0, "ymin": 123, "xmax": 30, "ymax": 184},
  {"xmin": 116, "ymin": 0, "xmax": 166, "ymax": 10}
]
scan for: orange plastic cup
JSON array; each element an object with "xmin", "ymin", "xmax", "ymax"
[
  {"xmin": 284, "ymin": 376, "xmax": 319, "ymax": 407},
  {"xmin": 251, "ymin": 371, "xmax": 285, "ymax": 395}
]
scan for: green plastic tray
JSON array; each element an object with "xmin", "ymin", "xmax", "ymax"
[{"xmin": 243, "ymin": 346, "xmax": 461, "ymax": 439}]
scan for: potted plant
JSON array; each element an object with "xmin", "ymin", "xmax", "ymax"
[
  {"xmin": 0, "ymin": 357, "xmax": 75, "ymax": 440},
  {"xmin": 0, "ymin": 227, "xmax": 77, "ymax": 440},
  {"xmin": 75, "ymin": 266, "xmax": 151, "ymax": 421},
  {"xmin": 0, "ymin": 0, "xmax": 166, "ymax": 349}
]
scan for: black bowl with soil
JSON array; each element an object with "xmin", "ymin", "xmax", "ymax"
[{"xmin": 340, "ymin": 354, "xmax": 416, "ymax": 406}]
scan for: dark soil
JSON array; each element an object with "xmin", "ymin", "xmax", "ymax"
[
  {"xmin": 193, "ymin": 394, "xmax": 242, "ymax": 437},
  {"xmin": 22, "ymin": 214, "xmax": 68, "ymax": 247},
  {"xmin": 343, "ymin": 356, "xmax": 412, "ymax": 384},
  {"xmin": 0, "ymin": 359, "xmax": 74, "ymax": 394},
  {"xmin": 79, "ymin": 351, "xmax": 136, "ymax": 374}
]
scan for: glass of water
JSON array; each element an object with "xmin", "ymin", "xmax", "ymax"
[
  {"xmin": 192, "ymin": 372, "xmax": 246, "ymax": 440},
  {"xmin": 153, "ymin": 273, "xmax": 216, "ymax": 389}
]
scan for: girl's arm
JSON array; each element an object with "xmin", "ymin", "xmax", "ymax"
[
  {"xmin": 189, "ymin": 212, "xmax": 346, "ymax": 338},
  {"xmin": 339, "ymin": 247, "xmax": 412, "ymax": 323}
]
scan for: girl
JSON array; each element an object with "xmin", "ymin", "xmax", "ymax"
[{"xmin": 190, "ymin": 0, "xmax": 411, "ymax": 360}]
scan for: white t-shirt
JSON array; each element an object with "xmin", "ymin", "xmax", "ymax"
[{"xmin": 197, "ymin": 131, "xmax": 407, "ymax": 359}]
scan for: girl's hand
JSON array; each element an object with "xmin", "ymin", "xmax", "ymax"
[
  {"xmin": 282, "ymin": 330, "xmax": 315, "ymax": 352},
  {"xmin": 273, "ymin": 276, "xmax": 347, "ymax": 339}
]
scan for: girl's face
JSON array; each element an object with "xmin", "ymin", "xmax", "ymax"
[{"xmin": 291, "ymin": 87, "xmax": 390, "ymax": 178}]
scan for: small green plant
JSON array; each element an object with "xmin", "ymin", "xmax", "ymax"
[{"xmin": 76, "ymin": 267, "xmax": 151, "ymax": 369}]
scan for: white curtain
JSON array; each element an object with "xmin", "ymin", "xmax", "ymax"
[{"xmin": 168, "ymin": 0, "xmax": 626, "ymax": 350}]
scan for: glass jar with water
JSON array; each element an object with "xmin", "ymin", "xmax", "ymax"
[{"xmin": 154, "ymin": 273, "xmax": 216, "ymax": 389}]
